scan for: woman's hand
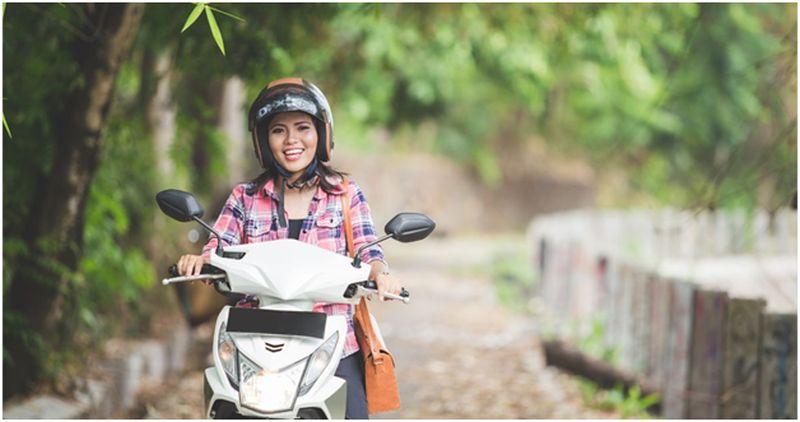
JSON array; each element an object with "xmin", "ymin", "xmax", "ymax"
[
  {"xmin": 369, "ymin": 261, "xmax": 401, "ymax": 301},
  {"xmin": 177, "ymin": 254, "xmax": 212, "ymax": 285},
  {"xmin": 375, "ymin": 272, "xmax": 402, "ymax": 302}
]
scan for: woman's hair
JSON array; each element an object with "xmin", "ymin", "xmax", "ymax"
[{"xmin": 246, "ymin": 162, "xmax": 348, "ymax": 196}]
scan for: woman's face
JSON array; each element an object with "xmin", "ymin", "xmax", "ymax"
[{"xmin": 268, "ymin": 111, "xmax": 318, "ymax": 181}]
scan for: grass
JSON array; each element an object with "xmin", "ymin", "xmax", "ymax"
[
  {"xmin": 488, "ymin": 250, "xmax": 538, "ymax": 314},
  {"xmin": 578, "ymin": 381, "xmax": 660, "ymax": 419}
]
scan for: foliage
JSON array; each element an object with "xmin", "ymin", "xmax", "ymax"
[
  {"xmin": 76, "ymin": 113, "xmax": 158, "ymax": 339},
  {"xmin": 322, "ymin": 4, "xmax": 796, "ymax": 208},
  {"xmin": 180, "ymin": 3, "xmax": 246, "ymax": 56},
  {"xmin": 2, "ymin": 8, "xmax": 84, "ymax": 377},
  {"xmin": 2, "ymin": 4, "xmax": 160, "ymax": 390},
  {"xmin": 578, "ymin": 381, "xmax": 660, "ymax": 419},
  {"xmin": 576, "ymin": 317, "xmax": 618, "ymax": 365},
  {"xmin": 573, "ymin": 318, "xmax": 655, "ymax": 418},
  {"xmin": 490, "ymin": 251, "xmax": 537, "ymax": 313},
  {"xmin": 2, "ymin": 114, "xmax": 9, "ymax": 137}
]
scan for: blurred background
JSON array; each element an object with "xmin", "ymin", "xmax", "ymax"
[{"xmin": 2, "ymin": 3, "xmax": 797, "ymax": 419}]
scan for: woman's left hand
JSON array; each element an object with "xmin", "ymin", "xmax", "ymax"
[{"xmin": 374, "ymin": 271, "xmax": 402, "ymax": 302}]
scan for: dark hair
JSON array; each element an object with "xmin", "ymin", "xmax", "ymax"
[{"xmin": 246, "ymin": 162, "xmax": 348, "ymax": 196}]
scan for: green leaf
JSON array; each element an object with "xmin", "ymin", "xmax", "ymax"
[
  {"xmin": 207, "ymin": 6, "xmax": 246, "ymax": 23},
  {"xmin": 205, "ymin": 6, "xmax": 225, "ymax": 56},
  {"xmin": 181, "ymin": 3, "xmax": 205, "ymax": 33},
  {"xmin": 3, "ymin": 113, "xmax": 11, "ymax": 138}
]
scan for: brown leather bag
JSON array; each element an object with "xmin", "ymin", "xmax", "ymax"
[{"xmin": 341, "ymin": 180, "xmax": 401, "ymax": 414}]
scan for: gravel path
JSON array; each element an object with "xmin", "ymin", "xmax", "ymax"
[
  {"xmin": 133, "ymin": 235, "xmax": 615, "ymax": 419},
  {"xmin": 370, "ymin": 267, "xmax": 614, "ymax": 418}
]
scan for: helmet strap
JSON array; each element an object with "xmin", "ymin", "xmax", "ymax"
[
  {"xmin": 277, "ymin": 180, "xmax": 288, "ymax": 228},
  {"xmin": 275, "ymin": 159, "xmax": 319, "ymax": 229}
]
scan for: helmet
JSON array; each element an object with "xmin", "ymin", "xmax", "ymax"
[{"xmin": 247, "ymin": 77, "xmax": 334, "ymax": 170}]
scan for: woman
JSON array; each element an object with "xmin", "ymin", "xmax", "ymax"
[{"xmin": 177, "ymin": 77, "xmax": 400, "ymax": 419}]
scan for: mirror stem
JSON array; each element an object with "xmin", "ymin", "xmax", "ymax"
[
  {"xmin": 192, "ymin": 216, "xmax": 225, "ymax": 256},
  {"xmin": 352, "ymin": 234, "xmax": 393, "ymax": 268}
]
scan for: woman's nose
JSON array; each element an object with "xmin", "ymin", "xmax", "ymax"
[{"xmin": 284, "ymin": 129, "xmax": 300, "ymax": 144}]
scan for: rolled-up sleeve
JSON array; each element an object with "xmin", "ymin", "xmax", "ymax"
[
  {"xmin": 202, "ymin": 185, "xmax": 246, "ymax": 257},
  {"xmin": 347, "ymin": 182, "xmax": 386, "ymax": 266}
]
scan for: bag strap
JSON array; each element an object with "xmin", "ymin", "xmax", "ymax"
[
  {"xmin": 341, "ymin": 178, "xmax": 355, "ymax": 259},
  {"xmin": 340, "ymin": 179, "xmax": 384, "ymax": 363}
]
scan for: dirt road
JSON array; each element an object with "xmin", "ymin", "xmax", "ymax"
[{"xmin": 135, "ymin": 235, "xmax": 615, "ymax": 419}]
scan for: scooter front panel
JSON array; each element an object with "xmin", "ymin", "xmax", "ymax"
[{"xmin": 208, "ymin": 307, "xmax": 349, "ymax": 418}]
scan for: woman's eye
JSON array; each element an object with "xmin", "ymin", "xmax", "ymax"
[
  {"xmin": 271, "ymin": 127, "xmax": 284, "ymax": 134},
  {"xmin": 299, "ymin": 125, "xmax": 311, "ymax": 131}
]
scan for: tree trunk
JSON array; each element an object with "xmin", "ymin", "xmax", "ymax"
[
  {"xmin": 5, "ymin": 3, "xmax": 144, "ymax": 397},
  {"xmin": 219, "ymin": 77, "xmax": 250, "ymax": 186},
  {"xmin": 542, "ymin": 339, "xmax": 661, "ymax": 413},
  {"xmin": 188, "ymin": 78, "xmax": 226, "ymax": 196},
  {"xmin": 148, "ymin": 49, "xmax": 179, "ymax": 182}
]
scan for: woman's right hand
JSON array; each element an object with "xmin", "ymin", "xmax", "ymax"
[{"xmin": 177, "ymin": 254, "xmax": 212, "ymax": 284}]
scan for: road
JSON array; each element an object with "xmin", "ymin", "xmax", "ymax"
[{"xmin": 133, "ymin": 235, "xmax": 615, "ymax": 418}]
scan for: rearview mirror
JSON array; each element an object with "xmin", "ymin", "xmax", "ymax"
[
  {"xmin": 385, "ymin": 213, "xmax": 436, "ymax": 243},
  {"xmin": 156, "ymin": 189, "xmax": 204, "ymax": 222}
]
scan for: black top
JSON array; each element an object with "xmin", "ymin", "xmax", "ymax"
[{"xmin": 288, "ymin": 218, "xmax": 303, "ymax": 240}]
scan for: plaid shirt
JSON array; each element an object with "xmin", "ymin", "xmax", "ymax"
[{"xmin": 201, "ymin": 176, "xmax": 385, "ymax": 358}]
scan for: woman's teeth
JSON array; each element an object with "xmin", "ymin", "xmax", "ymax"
[{"xmin": 284, "ymin": 149, "xmax": 303, "ymax": 161}]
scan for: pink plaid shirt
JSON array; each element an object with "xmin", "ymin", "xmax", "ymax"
[{"xmin": 201, "ymin": 176, "xmax": 385, "ymax": 358}]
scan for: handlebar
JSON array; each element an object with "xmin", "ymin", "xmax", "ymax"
[
  {"xmin": 350, "ymin": 281, "xmax": 411, "ymax": 304},
  {"xmin": 163, "ymin": 265, "xmax": 411, "ymax": 304},
  {"xmin": 162, "ymin": 264, "xmax": 227, "ymax": 286},
  {"xmin": 363, "ymin": 280, "xmax": 410, "ymax": 302}
]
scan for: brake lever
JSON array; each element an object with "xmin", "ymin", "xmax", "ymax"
[{"xmin": 162, "ymin": 274, "xmax": 227, "ymax": 285}]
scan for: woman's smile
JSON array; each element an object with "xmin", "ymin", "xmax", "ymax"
[{"xmin": 283, "ymin": 147, "xmax": 305, "ymax": 161}]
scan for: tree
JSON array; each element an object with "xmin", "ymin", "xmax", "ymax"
[{"xmin": 4, "ymin": 3, "xmax": 144, "ymax": 396}]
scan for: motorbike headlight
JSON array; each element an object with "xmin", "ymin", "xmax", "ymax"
[
  {"xmin": 239, "ymin": 352, "xmax": 307, "ymax": 414},
  {"xmin": 298, "ymin": 332, "xmax": 339, "ymax": 396},
  {"xmin": 218, "ymin": 323, "xmax": 239, "ymax": 388}
]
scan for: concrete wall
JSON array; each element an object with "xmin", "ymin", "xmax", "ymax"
[{"xmin": 529, "ymin": 208, "xmax": 797, "ymax": 419}]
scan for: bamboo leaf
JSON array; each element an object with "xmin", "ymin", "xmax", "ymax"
[
  {"xmin": 4, "ymin": 113, "xmax": 12, "ymax": 138},
  {"xmin": 181, "ymin": 3, "xmax": 205, "ymax": 33},
  {"xmin": 207, "ymin": 6, "xmax": 246, "ymax": 23},
  {"xmin": 205, "ymin": 6, "xmax": 225, "ymax": 56}
]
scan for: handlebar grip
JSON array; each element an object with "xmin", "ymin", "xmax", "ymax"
[{"xmin": 362, "ymin": 280, "xmax": 410, "ymax": 299}]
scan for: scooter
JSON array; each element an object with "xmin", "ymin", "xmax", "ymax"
[{"xmin": 156, "ymin": 189, "xmax": 435, "ymax": 419}]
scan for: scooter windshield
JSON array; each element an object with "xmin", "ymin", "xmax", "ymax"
[{"xmin": 211, "ymin": 239, "xmax": 371, "ymax": 304}]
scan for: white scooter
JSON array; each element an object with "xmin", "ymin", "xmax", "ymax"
[{"xmin": 156, "ymin": 189, "xmax": 435, "ymax": 419}]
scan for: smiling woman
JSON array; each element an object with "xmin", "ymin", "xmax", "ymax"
[{"xmin": 175, "ymin": 77, "xmax": 402, "ymax": 419}]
